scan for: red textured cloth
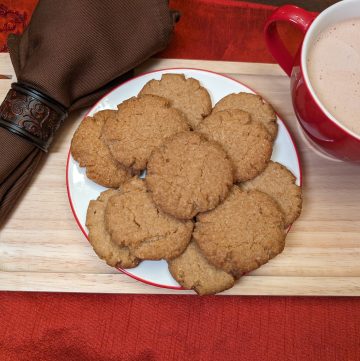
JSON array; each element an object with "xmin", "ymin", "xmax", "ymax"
[
  {"xmin": 0, "ymin": 0, "xmax": 304, "ymax": 62},
  {"xmin": 0, "ymin": 0, "xmax": 37, "ymax": 51},
  {"xmin": 1, "ymin": 293, "xmax": 359, "ymax": 361},
  {"xmin": 163, "ymin": 0, "xmax": 302, "ymax": 62},
  {"xmin": 1, "ymin": 1, "xmax": 359, "ymax": 361}
]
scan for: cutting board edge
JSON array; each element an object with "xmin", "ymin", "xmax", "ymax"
[{"xmin": 1, "ymin": 272, "xmax": 359, "ymax": 296}]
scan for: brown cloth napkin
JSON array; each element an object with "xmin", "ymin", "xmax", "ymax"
[{"xmin": 0, "ymin": 0, "xmax": 178, "ymax": 225}]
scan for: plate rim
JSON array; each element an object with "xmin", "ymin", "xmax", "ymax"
[{"xmin": 66, "ymin": 67, "xmax": 303, "ymax": 290}]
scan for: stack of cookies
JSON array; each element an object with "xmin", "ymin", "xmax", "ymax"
[{"xmin": 70, "ymin": 73, "xmax": 302, "ymax": 295}]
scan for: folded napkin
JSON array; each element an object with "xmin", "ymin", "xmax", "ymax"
[{"xmin": 0, "ymin": 0, "xmax": 178, "ymax": 224}]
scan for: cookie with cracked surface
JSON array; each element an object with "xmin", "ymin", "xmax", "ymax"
[
  {"xmin": 86, "ymin": 189, "xmax": 140, "ymax": 268},
  {"xmin": 212, "ymin": 92, "xmax": 278, "ymax": 139},
  {"xmin": 241, "ymin": 161, "xmax": 302, "ymax": 227},
  {"xmin": 196, "ymin": 109, "xmax": 273, "ymax": 182},
  {"xmin": 70, "ymin": 110, "xmax": 132, "ymax": 187},
  {"xmin": 105, "ymin": 178, "xmax": 193, "ymax": 260},
  {"xmin": 139, "ymin": 73, "xmax": 212, "ymax": 129},
  {"xmin": 102, "ymin": 95, "xmax": 190, "ymax": 171},
  {"xmin": 193, "ymin": 186, "xmax": 286, "ymax": 277},
  {"xmin": 168, "ymin": 241, "xmax": 235, "ymax": 295},
  {"xmin": 146, "ymin": 131, "xmax": 234, "ymax": 220}
]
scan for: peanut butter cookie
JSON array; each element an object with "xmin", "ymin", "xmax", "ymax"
[
  {"xmin": 71, "ymin": 110, "xmax": 132, "ymax": 187},
  {"xmin": 193, "ymin": 186, "xmax": 286, "ymax": 277},
  {"xmin": 105, "ymin": 178, "xmax": 193, "ymax": 260},
  {"xmin": 139, "ymin": 73, "xmax": 212, "ymax": 129},
  {"xmin": 146, "ymin": 131, "xmax": 234, "ymax": 220},
  {"xmin": 102, "ymin": 95, "xmax": 190, "ymax": 171},
  {"xmin": 86, "ymin": 189, "xmax": 140, "ymax": 268},
  {"xmin": 213, "ymin": 92, "xmax": 278, "ymax": 139},
  {"xmin": 168, "ymin": 241, "xmax": 235, "ymax": 295},
  {"xmin": 196, "ymin": 109, "xmax": 273, "ymax": 182},
  {"xmin": 241, "ymin": 161, "xmax": 302, "ymax": 227}
]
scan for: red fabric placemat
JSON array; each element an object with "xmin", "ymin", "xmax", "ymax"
[
  {"xmin": 0, "ymin": 1, "xmax": 359, "ymax": 360},
  {"xmin": 0, "ymin": 0, "xmax": 304, "ymax": 62},
  {"xmin": 162, "ymin": 0, "xmax": 304, "ymax": 62},
  {"xmin": 0, "ymin": 1, "xmax": 36, "ymax": 51},
  {"xmin": 1, "ymin": 293, "xmax": 359, "ymax": 361}
]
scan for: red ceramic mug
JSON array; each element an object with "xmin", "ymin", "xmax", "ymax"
[{"xmin": 264, "ymin": 0, "xmax": 360, "ymax": 162}]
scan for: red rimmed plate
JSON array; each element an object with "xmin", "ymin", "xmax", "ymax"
[{"xmin": 66, "ymin": 68, "xmax": 302, "ymax": 290}]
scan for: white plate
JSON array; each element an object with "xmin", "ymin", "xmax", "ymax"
[{"xmin": 67, "ymin": 68, "xmax": 302, "ymax": 289}]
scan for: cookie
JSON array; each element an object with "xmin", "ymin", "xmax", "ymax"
[
  {"xmin": 213, "ymin": 92, "xmax": 278, "ymax": 139},
  {"xmin": 193, "ymin": 186, "xmax": 286, "ymax": 277},
  {"xmin": 168, "ymin": 241, "xmax": 235, "ymax": 295},
  {"xmin": 146, "ymin": 131, "xmax": 234, "ymax": 220},
  {"xmin": 105, "ymin": 178, "xmax": 193, "ymax": 260},
  {"xmin": 139, "ymin": 73, "xmax": 212, "ymax": 129},
  {"xmin": 71, "ymin": 110, "xmax": 132, "ymax": 187},
  {"xmin": 241, "ymin": 161, "xmax": 302, "ymax": 227},
  {"xmin": 86, "ymin": 189, "xmax": 140, "ymax": 268},
  {"xmin": 102, "ymin": 95, "xmax": 189, "ymax": 171},
  {"xmin": 196, "ymin": 109, "xmax": 273, "ymax": 182}
]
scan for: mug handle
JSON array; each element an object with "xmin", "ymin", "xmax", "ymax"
[{"xmin": 264, "ymin": 5, "xmax": 317, "ymax": 77}]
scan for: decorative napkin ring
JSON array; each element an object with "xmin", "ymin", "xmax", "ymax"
[{"xmin": 0, "ymin": 83, "xmax": 68, "ymax": 152}]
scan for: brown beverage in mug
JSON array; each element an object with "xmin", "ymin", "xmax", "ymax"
[{"xmin": 307, "ymin": 18, "xmax": 360, "ymax": 136}]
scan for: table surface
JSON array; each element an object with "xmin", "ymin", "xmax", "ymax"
[{"xmin": 0, "ymin": 54, "xmax": 360, "ymax": 296}]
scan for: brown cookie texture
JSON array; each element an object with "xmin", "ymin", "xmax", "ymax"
[
  {"xmin": 105, "ymin": 178, "xmax": 193, "ymax": 260},
  {"xmin": 168, "ymin": 241, "xmax": 235, "ymax": 295},
  {"xmin": 70, "ymin": 110, "xmax": 132, "ymax": 187},
  {"xmin": 146, "ymin": 131, "xmax": 234, "ymax": 220},
  {"xmin": 193, "ymin": 186, "xmax": 286, "ymax": 277},
  {"xmin": 86, "ymin": 189, "xmax": 140, "ymax": 268},
  {"xmin": 241, "ymin": 161, "xmax": 302, "ymax": 227},
  {"xmin": 196, "ymin": 109, "xmax": 273, "ymax": 182},
  {"xmin": 102, "ymin": 95, "xmax": 189, "ymax": 171},
  {"xmin": 213, "ymin": 92, "xmax": 278, "ymax": 139},
  {"xmin": 139, "ymin": 73, "xmax": 212, "ymax": 129}
]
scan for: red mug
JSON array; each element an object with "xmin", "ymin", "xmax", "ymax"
[{"xmin": 264, "ymin": 0, "xmax": 360, "ymax": 162}]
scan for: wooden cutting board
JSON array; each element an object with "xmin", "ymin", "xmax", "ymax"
[{"xmin": 1, "ymin": 54, "xmax": 359, "ymax": 296}]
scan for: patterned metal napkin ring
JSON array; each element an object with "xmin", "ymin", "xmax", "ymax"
[{"xmin": 0, "ymin": 83, "xmax": 68, "ymax": 152}]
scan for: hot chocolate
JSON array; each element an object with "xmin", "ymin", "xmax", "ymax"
[{"xmin": 307, "ymin": 18, "xmax": 360, "ymax": 136}]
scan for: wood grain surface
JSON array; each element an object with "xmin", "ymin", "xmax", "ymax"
[{"xmin": 0, "ymin": 54, "xmax": 359, "ymax": 295}]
